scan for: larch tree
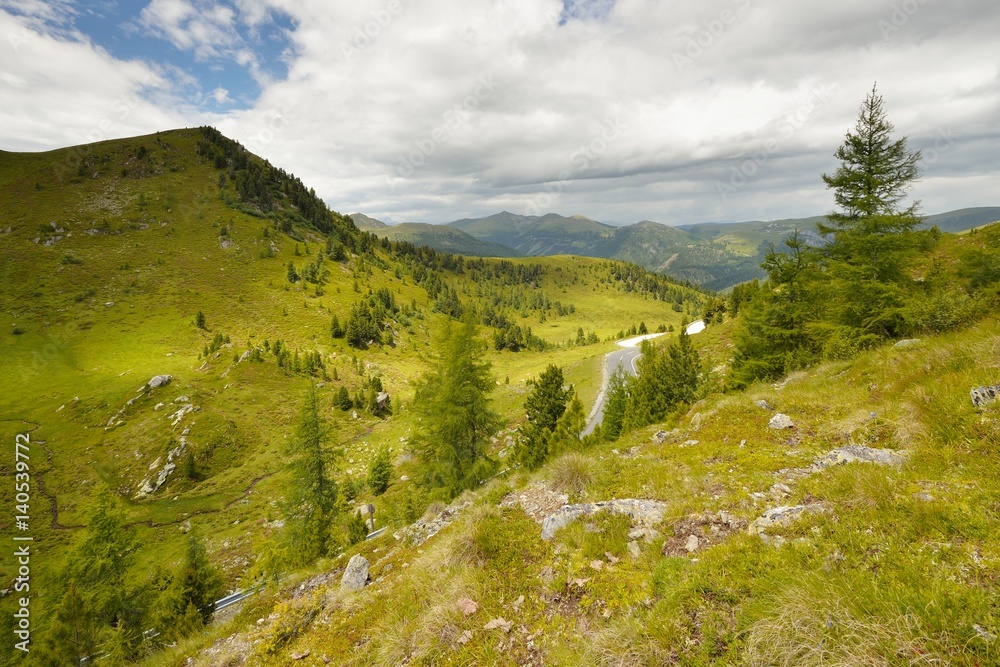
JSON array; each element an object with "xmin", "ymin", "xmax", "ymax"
[
  {"xmin": 412, "ymin": 316, "xmax": 500, "ymax": 497},
  {"xmin": 820, "ymin": 83, "xmax": 924, "ymax": 340},
  {"xmin": 284, "ymin": 385, "xmax": 339, "ymax": 565},
  {"xmin": 519, "ymin": 364, "xmax": 573, "ymax": 469}
]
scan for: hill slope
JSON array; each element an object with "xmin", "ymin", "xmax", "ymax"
[
  {"xmin": 363, "ymin": 221, "xmax": 523, "ymax": 257},
  {"xmin": 171, "ymin": 306, "xmax": 1000, "ymax": 667},
  {"xmin": 348, "ymin": 211, "xmax": 389, "ymax": 229},
  {"xmin": 0, "ymin": 127, "xmax": 708, "ymax": 664}
]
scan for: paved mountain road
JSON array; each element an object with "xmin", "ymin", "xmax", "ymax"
[{"xmin": 582, "ymin": 322, "xmax": 705, "ymax": 436}]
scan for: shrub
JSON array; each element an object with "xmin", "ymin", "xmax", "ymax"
[{"xmin": 367, "ymin": 447, "xmax": 393, "ymax": 496}]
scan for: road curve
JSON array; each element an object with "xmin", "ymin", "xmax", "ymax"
[{"xmin": 581, "ymin": 322, "xmax": 705, "ymax": 436}]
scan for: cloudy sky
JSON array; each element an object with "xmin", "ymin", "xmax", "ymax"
[{"xmin": 1, "ymin": 0, "xmax": 998, "ymax": 225}]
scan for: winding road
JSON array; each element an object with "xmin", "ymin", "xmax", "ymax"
[{"xmin": 582, "ymin": 321, "xmax": 705, "ymax": 436}]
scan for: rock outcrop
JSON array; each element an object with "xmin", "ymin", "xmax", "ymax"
[
  {"xmin": 540, "ymin": 499, "xmax": 667, "ymax": 540},
  {"xmin": 971, "ymin": 385, "xmax": 1000, "ymax": 408}
]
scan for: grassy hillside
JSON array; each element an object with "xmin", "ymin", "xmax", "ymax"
[
  {"xmin": 363, "ymin": 222, "xmax": 523, "ymax": 258},
  {"xmin": 348, "ymin": 212, "xmax": 388, "ymax": 229},
  {"xmin": 922, "ymin": 207, "xmax": 1000, "ymax": 233},
  {"xmin": 0, "ymin": 129, "xmax": 707, "ymax": 663},
  {"xmin": 161, "ymin": 305, "xmax": 1000, "ymax": 667}
]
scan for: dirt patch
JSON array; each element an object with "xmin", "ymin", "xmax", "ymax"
[
  {"xmin": 661, "ymin": 511, "xmax": 747, "ymax": 557},
  {"xmin": 499, "ymin": 484, "xmax": 568, "ymax": 522}
]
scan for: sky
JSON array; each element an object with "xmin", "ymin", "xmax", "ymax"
[{"xmin": 1, "ymin": 0, "xmax": 998, "ymax": 226}]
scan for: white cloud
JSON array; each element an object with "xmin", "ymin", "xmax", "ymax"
[
  {"xmin": 2, "ymin": 0, "xmax": 999, "ymax": 224},
  {"xmin": 0, "ymin": 9, "xmax": 191, "ymax": 151},
  {"xmin": 139, "ymin": 0, "xmax": 238, "ymax": 58},
  {"xmin": 211, "ymin": 85, "xmax": 230, "ymax": 103}
]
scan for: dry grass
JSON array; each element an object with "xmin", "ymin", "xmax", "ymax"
[
  {"xmin": 549, "ymin": 451, "xmax": 595, "ymax": 497},
  {"xmin": 742, "ymin": 584, "xmax": 944, "ymax": 667}
]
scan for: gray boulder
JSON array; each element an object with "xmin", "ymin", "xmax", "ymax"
[
  {"xmin": 971, "ymin": 385, "xmax": 1000, "ymax": 408},
  {"xmin": 341, "ymin": 554, "xmax": 370, "ymax": 591},
  {"xmin": 814, "ymin": 445, "xmax": 907, "ymax": 469},
  {"xmin": 768, "ymin": 413, "xmax": 794, "ymax": 429},
  {"xmin": 147, "ymin": 375, "xmax": 172, "ymax": 389},
  {"xmin": 749, "ymin": 504, "xmax": 826, "ymax": 535}
]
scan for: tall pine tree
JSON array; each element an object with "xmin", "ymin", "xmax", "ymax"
[
  {"xmin": 412, "ymin": 317, "xmax": 500, "ymax": 497},
  {"xmin": 819, "ymin": 83, "xmax": 923, "ymax": 341},
  {"xmin": 283, "ymin": 385, "xmax": 339, "ymax": 565},
  {"xmin": 518, "ymin": 364, "xmax": 572, "ymax": 469}
]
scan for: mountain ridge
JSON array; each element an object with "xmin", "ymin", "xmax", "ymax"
[{"xmin": 350, "ymin": 208, "xmax": 1000, "ymax": 290}]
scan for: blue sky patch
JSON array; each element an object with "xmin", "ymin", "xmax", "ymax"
[
  {"xmin": 560, "ymin": 0, "xmax": 616, "ymax": 25},
  {"xmin": 5, "ymin": 0, "xmax": 297, "ymax": 111}
]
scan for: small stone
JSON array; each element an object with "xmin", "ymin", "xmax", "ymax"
[
  {"xmin": 484, "ymin": 617, "xmax": 512, "ymax": 633},
  {"xmin": 893, "ymin": 338, "xmax": 921, "ymax": 349},
  {"xmin": 457, "ymin": 630, "xmax": 473, "ymax": 645},
  {"xmin": 290, "ymin": 650, "xmax": 310, "ymax": 660},
  {"xmin": 685, "ymin": 534, "xmax": 699, "ymax": 553},
  {"xmin": 605, "ymin": 551, "xmax": 619, "ymax": 565},
  {"xmin": 340, "ymin": 554, "xmax": 370, "ymax": 591},
  {"xmin": 971, "ymin": 385, "xmax": 1000, "ymax": 408},
  {"xmin": 627, "ymin": 542, "xmax": 641, "ymax": 559},
  {"xmin": 973, "ymin": 624, "xmax": 997, "ymax": 642},
  {"xmin": 153, "ymin": 402, "xmax": 165, "ymax": 411},
  {"xmin": 771, "ymin": 483, "xmax": 792, "ymax": 496},
  {"xmin": 456, "ymin": 597, "xmax": 479, "ymax": 617},
  {"xmin": 511, "ymin": 595, "xmax": 525, "ymax": 611},
  {"xmin": 769, "ymin": 413, "xmax": 795, "ymax": 429},
  {"xmin": 652, "ymin": 430, "xmax": 669, "ymax": 444},
  {"xmin": 174, "ymin": 395, "xmax": 190, "ymax": 403},
  {"xmin": 755, "ymin": 399, "xmax": 774, "ymax": 411},
  {"xmin": 589, "ymin": 559, "xmax": 604, "ymax": 571}
]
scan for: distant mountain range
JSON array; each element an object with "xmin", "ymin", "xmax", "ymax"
[{"xmin": 351, "ymin": 207, "xmax": 1000, "ymax": 291}]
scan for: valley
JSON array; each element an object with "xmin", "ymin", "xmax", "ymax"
[{"xmin": 1, "ymin": 125, "xmax": 998, "ymax": 666}]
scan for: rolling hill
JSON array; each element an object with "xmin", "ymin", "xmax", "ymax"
[
  {"xmin": 348, "ymin": 211, "xmax": 389, "ymax": 229},
  {"xmin": 359, "ymin": 221, "xmax": 523, "ymax": 258},
  {"xmin": 0, "ymin": 127, "xmax": 711, "ymax": 664}
]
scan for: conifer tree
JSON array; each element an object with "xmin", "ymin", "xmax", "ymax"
[
  {"xmin": 40, "ymin": 584, "xmax": 95, "ymax": 666},
  {"xmin": 412, "ymin": 317, "xmax": 500, "ymax": 496},
  {"xmin": 368, "ymin": 447, "xmax": 393, "ymax": 495},
  {"xmin": 545, "ymin": 393, "xmax": 586, "ymax": 458},
  {"xmin": 162, "ymin": 532, "xmax": 224, "ymax": 632},
  {"xmin": 601, "ymin": 366, "xmax": 630, "ymax": 441},
  {"xmin": 284, "ymin": 386, "xmax": 340, "ymax": 564},
  {"xmin": 519, "ymin": 364, "xmax": 572, "ymax": 469},
  {"xmin": 624, "ymin": 332, "xmax": 700, "ymax": 430},
  {"xmin": 727, "ymin": 231, "xmax": 819, "ymax": 388},
  {"xmin": 819, "ymin": 84, "xmax": 923, "ymax": 340}
]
